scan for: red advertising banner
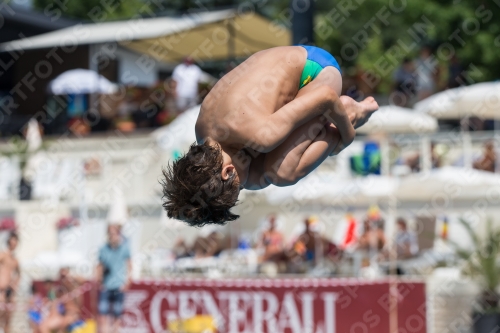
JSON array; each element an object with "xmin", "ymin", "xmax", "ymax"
[{"xmin": 121, "ymin": 278, "xmax": 426, "ymax": 333}]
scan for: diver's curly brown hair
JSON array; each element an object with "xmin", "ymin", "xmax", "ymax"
[{"xmin": 161, "ymin": 141, "xmax": 240, "ymax": 227}]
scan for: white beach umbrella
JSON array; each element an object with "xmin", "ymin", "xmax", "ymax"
[
  {"xmin": 414, "ymin": 81, "xmax": 500, "ymax": 119},
  {"xmin": 48, "ymin": 69, "xmax": 118, "ymax": 95},
  {"xmin": 395, "ymin": 166, "xmax": 500, "ymax": 201},
  {"xmin": 262, "ymin": 171, "xmax": 399, "ymax": 206},
  {"xmin": 358, "ymin": 105, "xmax": 438, "ymax": 134},
  {"xmin": 262, "ymin": 174, "xmax": 358, "ymax": 206},
  {"xmin": 152, "ymin": 105, "xmax": 200, "ymax": 151}
]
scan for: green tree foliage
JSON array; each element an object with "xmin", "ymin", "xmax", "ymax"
[
  {"xmin": 314, "ymin": 0, "xmax": 500, "ymax": 91},
  {"xmin": 451, "ymin": 219, "xmax": 500, "ymax": 311}
]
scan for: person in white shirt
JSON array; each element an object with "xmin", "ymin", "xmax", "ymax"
[
  {"xmin": 172, "ymin": 57, "xmax": 203, "ymax": 111},
  {"xmin": 395, "ymin": 218, "xmax": 419, "ymax": 259}
]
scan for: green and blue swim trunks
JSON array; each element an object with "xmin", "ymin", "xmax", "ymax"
[{"xmin": 298, "ymin": 45, "xmax": 341, "ymax": 89}]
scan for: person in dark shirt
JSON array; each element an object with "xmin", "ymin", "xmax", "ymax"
[
  {"xmin": 447, "ymin": 54, "xmax": 464, "ymax": 89},
  {"xmin": 392, "ymin": 57, "xmax": 416, "ymax": 106}
]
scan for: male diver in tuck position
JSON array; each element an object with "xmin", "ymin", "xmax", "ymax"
[{"xmin": 162, "ymin": 45, "xmax": 379, "ymax": 225}]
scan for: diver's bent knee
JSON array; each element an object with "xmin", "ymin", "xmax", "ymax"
[{"xmin": 324, "ymin": 67, "xmax": 343, "ymax": 95}]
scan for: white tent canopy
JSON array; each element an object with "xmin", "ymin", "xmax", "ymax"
[
  {"xmin": 357, "ymin": 105, "xmax": 438, "ymax": 134},
  {"xmin": 49, "ymin": 69, "xmax": 118, "ymax": 95},
  {"xmin": 0, "ymin": 10, "xmax": 290, "ymax": 63},
  {"xmin": 0, "ymin": 10, "xmax": 233, "ymax": 52},
  {"xmin": 414, "ymin": 81, "xmax": 500, "ymax": 119}
]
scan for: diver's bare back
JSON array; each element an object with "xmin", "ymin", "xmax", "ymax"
[{"xmin": 195, "ymin": 46, "xmax": 306, "ymax": 146}]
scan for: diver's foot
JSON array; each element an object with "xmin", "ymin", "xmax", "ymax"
[{"xmin": 340, "ymin": 96, "xmax": 379, "ymax": 129}]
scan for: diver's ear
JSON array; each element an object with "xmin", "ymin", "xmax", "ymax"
[{"xmin": 221, "ymin": 164, "xmax": 236, "ymax": 181}]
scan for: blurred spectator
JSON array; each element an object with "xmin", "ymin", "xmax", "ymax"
[
  {"xmin": 415, "ymin": 46, "xmax": 439, "ymax": 101},
  {"xmin": 44, "ymin": 279, "xmax": 56, "ymax": 301},
  {"xmin": 172, "ymin": 230, "xmax": 233, "ymax": 260},
  {"xmin": 0, "ymin": 232, "xmax": 19, "ymax": 333},
  {"xmin": 58, "ymin": 266, "xmax": 86, "ymax": 297},
  {"xmin": 288, "ymin": 216, "xmax": 341, "ymax": 272},
  {"xmin": 191, "ymin": 233, "xmax": 217, "ymax": 258},
  {"xmin": 172, "ymin": 57, "xmax": 203, "ymax": 111},
  {"xmin": 395, "ymin": 218, "xmax": 419, "ymax": 259},
  {"xmin": 28, "ymin": 283, "xmax": 44, "ymax": 333},
  {"xmin": 115, "ymin": 90, "xmax": 138, "ymax": 132},
  {"xmin": 406, "ymin": 142, "xmax": 442, "ymax": 172},
  {"xmin": 97, "ymin": 225, "xmax": 131, "ymax": 333},
  {"xmin": 172, "ymin": 238, "xmax": 191, "ymax": 259},
  {"xmin": 39, "ymin": 268, "xmax": 87, "ymax": 333},
  {"xmin": 392, "ymin": 57, "xmax": 416, "ymax": 107},
  {"xmin": 112, "ymin": 85, "xmax": 173, "ymax": 131},
  {"xmin": 192, "ymin": 231, "xmax": 230, "ymax": 258},
  {"xmin": 68, "ymin": 117, "xmax": 91, "ymax": 136},
  {"xmin": 130, "ymin": 88, "xmax": 156, "ymax": 129},
  {"xmin": 294, "ymin": 217, "xmax": 323, "ymax": 264},
  {"xmin": 96, "ymin": 92, "xmax": 122, "ymax": 132},
  {"xmin": 473, "ymin": 141, "xmax": 497, "ymax": 173},
  {"xmin": 257, "ymin": 215, "xmax": 284, "ymax": 262},
  {"xmin": 38, "ymin": 285, "xmax": 65, "ymax": 333},
  {"xmin": 447, "ymin": 54, "xmax": 464, "ymax": 89},
  {"xmin": 59, "ymin": 268, "xmax": 89, "ymax": 333},
  {"xmin": 357, "ymin": 219, "xmax": 386, "ymax": 252}
]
